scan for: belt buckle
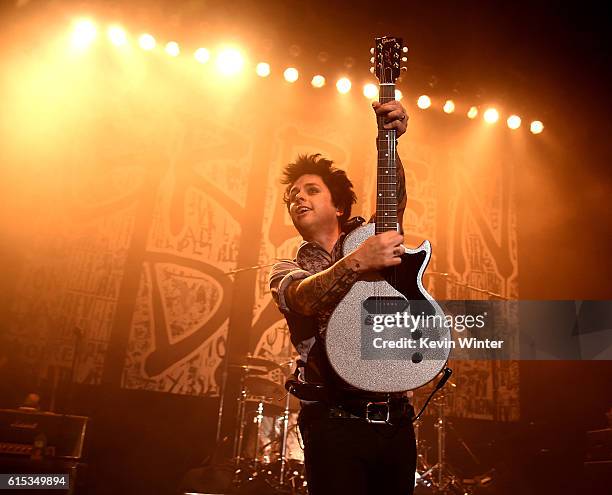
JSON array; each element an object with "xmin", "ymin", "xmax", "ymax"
[{"xmin": 365, "ymin": 401, "xmax": 390, "ymax": 424}]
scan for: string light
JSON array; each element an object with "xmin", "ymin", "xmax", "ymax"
[
  {"xmin": 107, "ymin": 25, "xmax": 127, "ymax": 47},
  {"xmin": 138, "ymin": 33, "xmax": 156, "ymax": 51},
  {"xmin": 363, "ymin": 83, "xmax": 378, "ymax": 99},
  {"xmin": 483, "ymin": 108, "xmax": 499, "ymax": 124},
  {"xmin": 530, "ymin": 121, "xmax": 544, "ymax": 134},
  {"xmin": 284, "ymin": 68, "xmax": 299, "ymax": 83},
  {"xmin": 443, "ymin": 100, "xmax": 455, "ymax": 114},
  {"xmin": 417, "ymin": 95, "xmax": 431, "ymax": 109},
  {"xmin": 165, "ymin": 41, "xmax": 180, "ymax": 57},
  {"xmin": 215, "ymin": 48, "xmax": 244, "ymax": 75},
  {"xmin": 194, "ymin": 48, "xmax": 210, "ymax": 64},
  {"xmin": 507, "ymin": 115, "xmax": 521, "ymax": 130},
  {"xmin": 71, "ymin": 19, "xmax": 97, "ymax": 50},
  {"xmin": 336, "ymin": 78, "xmax": 351, "ymax": 94},
  {"xmin": 311, "ymin": 75, "xmax": 325, "ymax": 88},
  {"xmin": 66, "ymin": 20, "xmax": 543, "ymax": 136},
  {"xmin": 256, "ymin": 62, "xmax": 271, "ymax": 77}
]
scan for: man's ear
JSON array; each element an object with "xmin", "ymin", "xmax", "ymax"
[{"xmin": 336, "ymin": 208, "xmax": 344, "ymax": 217}]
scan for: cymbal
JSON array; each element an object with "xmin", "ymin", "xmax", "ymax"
[
  {"xmin": 230, "ymin": 356, "xmax": 282, "ymax": 371},
  {"xmin": 230, "ymin": 365, "xmax": 268, "ymax": 376},
  {"xmin": 244, "ymin": 376, "xmax": 286, "ymax": 399}
]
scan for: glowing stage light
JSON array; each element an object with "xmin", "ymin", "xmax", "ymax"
[
  {"xmin": 443, "ymin": 100, "xmax": 455, "ymax": 114},
  {"xmin": 284, "ymin": 68, "xmax": 299, "ymax": 83},
  {"xmin": 507, "ymin": 115, "xmax": 521, "ymax": 130},
  {"xmin": 483, "ymin": 108, "xmax": 499, "ymax": 124},
  {"xmin": 363, "ymin": 83, "xmax": 378, "ymax": 98},
  {"xmin": 530, "ymin": 120, "xmax": 544, "ymax": 134},
  {"xmin": 194, "ymin": 48, "xmax": 210, "ymax": 64},
  {"xmin": 467, "ymin": 106, "xmax": 478, "ymax": 119},
  {"xmin": 215, "ymin": 48, "xmax": 244, "ymax": 76},
  {"xmin": 395, "ymin": 89, "xmax": 403, "ymax": 101},
  {"xmin": 71, "ymin": 19, "xmax": 97, "ymax": 50},
  {"xmin": 417, "ymin": 95, "xmax": 431, "ymax": 109},
  {"xmin": 311, "ymin": 75, "xmax": 325, "ymax": 88},
  {"xmin": 165, "ymin": 41, "xmax": 180, "ymax": 57},
  {"xmin": 336, "ymin": 78, "xmax": 351, "ymax": 94},
  {"xmin": 139, "ymin": 33, "xmax": 156, "ymax": 51},
  {"xmin": 256, "ymin": 62, "xmax": 271, "ymax": 77},
  {"xmin": 107, "ymin": 25, "xmax": 127, "ymax": 47}
]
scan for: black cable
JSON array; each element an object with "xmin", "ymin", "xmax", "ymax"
[{"xmin": 413, "ymin": 367, "xmax": 452, "ymax": 422}]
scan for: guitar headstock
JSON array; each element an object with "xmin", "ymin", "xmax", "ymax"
[{"xmin": 370, "ymin": 36, "xmax": 407, "ymax": 84}]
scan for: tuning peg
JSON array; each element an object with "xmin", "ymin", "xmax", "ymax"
[
  {"xmin": 370, "ymin": 47, "xmax": 375, "ymax": 55},
  {"xmin": 401, "ymin": 56, "xmax": 408, "ymax": 62},
  {"xmin": 401, "ymin": 67, "xmax": 408, "ymax": 72},
  {"xmin": 369, "ymin": 67, "xmax": 375, "ymax": 74},
  {"xmin": 370, "ymin": 57, "xmax": 375, "ymax": 63},
  {"xmin": 402, "ymin": 46, "xmax": 408, "ymax": 53}
]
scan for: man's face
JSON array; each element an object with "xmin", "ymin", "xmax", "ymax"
[{"xmin": 287, "ymin": 174, "xmax": 342, "ymax": 237}]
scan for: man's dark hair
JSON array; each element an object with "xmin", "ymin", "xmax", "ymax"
[{"xmin": 281, "ymin": 154, "xmax": 356, "ymax": 226}]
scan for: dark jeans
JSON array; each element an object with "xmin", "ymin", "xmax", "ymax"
[{"xmin": 298, "ymin": 403, "xmax": 416, "ymax": 495}]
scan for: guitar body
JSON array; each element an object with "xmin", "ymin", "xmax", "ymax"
[{"xmin": 325, "ymin": 224, "xmax": 451, "ymax": 392}]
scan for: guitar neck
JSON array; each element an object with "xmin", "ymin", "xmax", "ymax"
[{"xmin": 375, "ymin": 83, "xmax": 398, "ymax": 234}]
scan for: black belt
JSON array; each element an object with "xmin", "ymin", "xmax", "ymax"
[{"xmin": 300, "ymin": 396, "xmax": 414, "ymax": 425}]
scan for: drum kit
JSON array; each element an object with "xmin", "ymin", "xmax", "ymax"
[
  {"xmin": 229, "ymin": 355, "xmax": 308, "ymax": 495},
  {"xmin": 224, "ymin": 355, "xmax": 476, "ymax": 495}
]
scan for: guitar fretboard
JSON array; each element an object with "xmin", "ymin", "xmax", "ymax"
[{"xmin": 375, "ymin": 83, "xmax": 398, "ymax": 234}]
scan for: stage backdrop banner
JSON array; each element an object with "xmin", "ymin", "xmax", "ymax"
[{"xmin": 2, "ymin": 51, "xmax": 519, "ymax": 420}]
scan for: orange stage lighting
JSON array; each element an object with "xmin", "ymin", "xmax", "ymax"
[
  {"xmin": 483, "ymin": 108, "xmax": 499, "ymax": 124},
  {"xmin": 107, "ymin": 25, "xmax": 127, "ymax": 47},
  {"xmin": 138, "ymin": 34, "xmax": 156, "ymax": 51},
  {"xmin": 165, "ymin": 41, "xmax": 180, "ymax": 57},
  {"xmin": 71, "ymin": 19, "xmax": 97, "ymax": 50},
  {"xmin": 363, "ymin": 83, "xmax": 378, "ymax": 98},
  {"xmin": 194, "ymin": 48, "xmax": 210, "ymax": 64},
  {"xmin": 336, "ymin": 78, "xmax": 351, "ymax": 94},
  {"xmin": 443, "ymin": 100, "xmax": 455, "ymax": 114},
  {"xmin": 311, "ymin": 75, "xmax": 326, "ymax": 88},
  {"xmin": 417, "ymin": 95, "xmax": 431, "ymax": 109},
  {"xmin": 507, "ymin": 115, "xmax": 521, "ymax": 130},
  {"xmin": 215, "ymin": 48, "xmax": 244, "ymax": 76},
  {"xmin": 284, "ymin": 68, "xmax": 299, "ymax": 83},
  {"xmin": 394, "ymin": 89, "xmax": 403, "ymax": 101},
  {"xmin": 467, "ymin": 106, "xmax": 479, "ymax": 119},
  {"xmin": 530, "ymin": 120, "xmax": 544, "ymax": 134},
  {"xmin": 256, "ymin": 62, "xmax": 271, "ymax": 77}
]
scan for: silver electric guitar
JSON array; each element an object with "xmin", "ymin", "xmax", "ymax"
[{"xmin": 325, "ymin": 36, "xmax": 451, "ymax": 392}]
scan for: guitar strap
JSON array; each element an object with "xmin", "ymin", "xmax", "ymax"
[{"xmin": 341, "ymin": 216, "xmax": 366, "ymax": 234}]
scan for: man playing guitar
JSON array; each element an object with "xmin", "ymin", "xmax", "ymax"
[{"xmin": 269, "ymin": 100, "xmax": 417, "ymax": 494}]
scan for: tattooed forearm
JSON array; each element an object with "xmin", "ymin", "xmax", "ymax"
[{"xmin": 285, "ymin": 256, "xmax": 362, "ymax": 316}]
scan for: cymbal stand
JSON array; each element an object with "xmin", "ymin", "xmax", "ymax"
[
  {"xmin": 252, "ymin": 401, "xmax": 265, "ymax": 467},
  {"xmin": 418, "ymin": 396, "xmax": 469, "ymax": 494},
  {"xmin": 233, "ymin": 376, "xmax": 248, "ymax": 468},
  {"xmin": 413, "ymin": 419, "xmax": 432, "ymax": 489},
  {"xmin": 278, "ymin": 391, "xmax": 292, "ymax": 486}
]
